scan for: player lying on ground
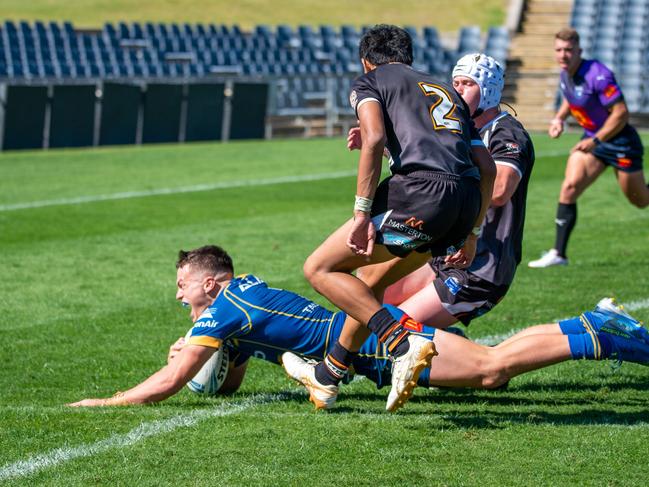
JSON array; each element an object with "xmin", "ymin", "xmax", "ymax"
[
  {"xmin": 529, "ymin": 27, "xmax": 649, "ymax": 268},
  {"xmin": 297, "ymin": 24, "xmax": 496, "ymax": 413},
  {"xmin": 345, "ymin": 53, "xmax": 534, "ymax": 329},
  {"xmin": 69, "ymin": 245, "xmax": 649, "ymax": 408}
]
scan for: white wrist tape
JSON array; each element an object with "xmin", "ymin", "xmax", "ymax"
[{"xmin": 354, "ymin": 195, "xmax": 373, "ymax": 213}]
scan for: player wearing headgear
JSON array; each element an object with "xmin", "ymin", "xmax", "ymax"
[
  {"xmin": 351, "ymin": 53, "xmax": 535, "ymax": 329},
  {"xmin": 68, "ymin": 245, "xmax": 649, "ymax": 408},
  {"xmin": 529, "ymin": 28, "xmax": 649, "ymax": 268},
  {"xmin": 284, "ymin": 24, "xmax": 496, "ymax": 413}
]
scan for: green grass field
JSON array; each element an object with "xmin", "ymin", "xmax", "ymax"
[
  {"xmin": 1, "ymin": 134, "xmax": 649, "ymax": 485},
  {"xmin": 1, "ymin": 0, "xmax": 505, "ymax": 31}
]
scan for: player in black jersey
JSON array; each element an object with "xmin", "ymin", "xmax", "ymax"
[
  {"xmin": 382, "ymin": 53, "xmax": 535, "ymax": 328},
  {"xmin": 284, "ymin": 25, "xmax": 496, "ymax": 412}
]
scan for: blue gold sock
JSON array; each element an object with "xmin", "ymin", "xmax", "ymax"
[
  {"xmin": 567, "ymin": 332, "xmax": 603, "ymax": 360},
  {"xmin": 559, "ymin": 315, "xmax": 586, "ymax": 335}
]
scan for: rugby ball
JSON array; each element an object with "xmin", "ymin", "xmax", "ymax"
[{"xmin": 184, "ymin": 329, "xmax": 230, "ymax": 397}]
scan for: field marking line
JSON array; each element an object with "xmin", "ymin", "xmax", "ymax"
[
  {"xmin": 474, "ymin": 297, "xmax": 649, "ymax": 346},
  {"xmin": 0, "ymin": 148, "xmax": 572, "ymax": 212},
  {"xmin": 0, "ymin": 170, "xmax": 357, "ymax": 212},
  {"xmin": 0, "ymin": 392, "xmax": 286, "ymax": 482}
]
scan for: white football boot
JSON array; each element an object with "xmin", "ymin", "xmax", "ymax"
[
  {"xmin": 386, "ymin": 335, "xmax": 438, "ymax": 412},
  {"xmin": 281, "ymin": 352, "xmax": 338, "ymax": 410},
  {"xmin": 528, "ymin": 249, "xmax": 568, "ymax": 268}
]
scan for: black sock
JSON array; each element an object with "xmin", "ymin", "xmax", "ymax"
[
  {"xmin": 314, "ymin": 342, "xmax": 356, "ymax": 386},
  {"xmin": 367, "ymin": 307, "xmax": 414, "ymax": 357},
  {"xmin": 554, "ymin": 203, "xmax": 577, "ymax": 258}
]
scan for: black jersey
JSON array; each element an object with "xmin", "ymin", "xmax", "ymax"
[
  {"xmin": 468, "ymin": 112, "xmax": 535, "ymax": 286},
  {"xmin": 350, "ymin": 63, "xmax": 483, "ymax": 178}
]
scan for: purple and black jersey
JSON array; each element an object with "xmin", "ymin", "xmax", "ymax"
[
  {"xmin": 559, "ymin": 59, "xmax": 623, "ymax": 136},
  {"xmin": 350, "ymin": 63, "xmax": 483, "ymax": 179}
]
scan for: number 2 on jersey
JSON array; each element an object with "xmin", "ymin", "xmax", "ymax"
[{"xmin": 418, "ymin": 82, "xmax": 462, "ymax": 133}]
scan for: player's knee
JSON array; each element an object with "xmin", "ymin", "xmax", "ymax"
[
  {"xmin": 560, "ymin": 180, "xmax": 579, "ymax": 201},
  {"xmin": 303, "ymin": 256, "xmax": 324, "ymax": 288},
  {"xmin": 479, "ymin": 357, "xmax": 510, "ymax": 389},
  {"xmin": 626, "ymin": 193, "xmax": 649, "ymax": 208}
]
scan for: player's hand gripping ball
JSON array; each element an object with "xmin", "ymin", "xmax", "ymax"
[{"xmin": 184, "ymin": 329, "xmax": 230, "ymax": 396}]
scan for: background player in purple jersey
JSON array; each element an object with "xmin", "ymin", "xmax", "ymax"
[
  {"xmin": 371, "ymin": 53, "xmax": 535, "ymax": 329},
  {"xmin": 285, "ymin": 24, "xmax": 496, "ymax": 412},
  {"xmin": 68, "ymin": 245, "xmax": 649, "ymax": 408},
  {"xmin": 529, "ymin": 28, "xmax": 649, "ymax": 268}
]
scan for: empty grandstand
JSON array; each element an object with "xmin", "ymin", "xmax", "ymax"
[{"xmin": 0, "ymin": 20, "xmax": 509, "ymax": 148}]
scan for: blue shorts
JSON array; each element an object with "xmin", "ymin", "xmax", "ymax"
[{"xmin": 588, "ymin": 124, "xmax": 644, "ymax": 173}]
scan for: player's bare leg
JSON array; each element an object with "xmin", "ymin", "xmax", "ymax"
[
  {"xmin": 615, "ymin": 168, "xmax": 649, "ymax": 208},
  {"xmin": 382, "ymin": 262, "xmax": 437, "ymax": 306},
  {"xmin": 530, "ymin": 151, "xmax": 605, "ymax": 267},
  {"xmin": 286, "ymin": 220, "xmax": 435, "ymax": 410},
  {"xmin": 494, "ymin": 324, "xmax": 564, "ymax": 348},
  {"xmin": 338, "ymin": 253, "xmax": 432, "ymax": 351},
  {"xmin": 426, "ymin": 327, "xmax": 570, "ymax": 388},
  {"xmin": 396, "ymin": 282, "xmax": 458, "ymax": 328},
  {"xmin": 425, "ymin": 299, "xmax": 649, "ymax": 388},
  {"xmin": 303, "ymin": 218, "xmax": 401, "ymax": 325}
]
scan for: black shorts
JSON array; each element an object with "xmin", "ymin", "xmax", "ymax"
[
  {"xmin": 589, "ymin": 125, "xmax": 644, "ymax": 173},
  {"xmin": 429, "ymin": 258, "xmax": 509, "ymax": 326},
  {"xmin": 370, "ymin": 171, "xmax": 481, "ymax": 258}
]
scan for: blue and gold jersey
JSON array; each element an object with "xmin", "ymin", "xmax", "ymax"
[{"xmin": 186, "ymin": 274, "xmax": 435, "ymax": 388}]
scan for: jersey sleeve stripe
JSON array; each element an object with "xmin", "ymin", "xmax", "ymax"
[
  {"xmin": 494, "ymin": 160, "xmax": 523, "ymax": 178},
  {"xmin": 186, "ymin": 336, "xmax": 222, "ymax": 348}
]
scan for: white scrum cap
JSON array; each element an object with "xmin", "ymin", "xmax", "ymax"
[{"xmin": 452, "ymin": 53, "xmax": 505, "ymax": 111}]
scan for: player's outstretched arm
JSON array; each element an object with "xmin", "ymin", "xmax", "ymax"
[{"xmin": 68, "ymin": 344, "xmax": 215, "ymax": 407}]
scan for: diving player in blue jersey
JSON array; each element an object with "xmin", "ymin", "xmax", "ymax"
[{"xmin": 69, "ymin": 244, "xmax": 649, "ymax": 408}]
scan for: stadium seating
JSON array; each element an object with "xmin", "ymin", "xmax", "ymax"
[
  {"xmin": 570, "ymin": 0, "xmax": 649, "ymax": 111},
  {"xmin": 0, "ymin": 21, "xmax": 509, "ymax": 115}
]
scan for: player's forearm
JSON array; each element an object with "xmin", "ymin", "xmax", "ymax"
[
  {"xmin": 554, "ymin": 99, "xmax": 570, "ymax": 121},
  {"xmin": 356, "ymin": 142, "xmax": 384, "ymax": 199},
  {"xmin": 108, "ymin": 365, "xmax": 183, "ymax": 405}
]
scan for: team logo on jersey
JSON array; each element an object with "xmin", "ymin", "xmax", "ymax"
[
  {"xmin": 349, "ymin": 90, "xmax": 358, "ymax": 109},
  {"xmin": 604, "ymin": 84, "xmax": 619, "ymax": 99},
  {"xmin": 198, "ymin": 309, "xmax": 214, "ymax": 320},
  {"xmin": 575, "ymin": 86, "xmax": 584, "ymax": 97},
  {"xmin": 505, "ymin": 142, "xmax": 520, "ymax": 154}
]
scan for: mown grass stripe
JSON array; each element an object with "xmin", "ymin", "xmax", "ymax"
[
  {"xmin": 0, "ymin": 393, "xmax": 286, "ymax": 481},
  {"xmin": 0, "ymin": 170, "xmax": 357, "ymax": 212},
  {"xmin": 0, "ymin": 148, "xmax": 573, "ymax": 213}
]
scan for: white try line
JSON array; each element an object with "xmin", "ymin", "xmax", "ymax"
[
  {"xmin": 0, "ymin": 393, "xmax": 286, "ymax": 482},
  {"xmin": 0, "ymin": 149, "xmax": 572, "ymax": 213},
  {"xmin": 474, "ymin": 297, "xmax": 649, "ymax": 346},
  {"xmin": 0, "ymin": 170, "xmax": 357, "ymax": 212}
]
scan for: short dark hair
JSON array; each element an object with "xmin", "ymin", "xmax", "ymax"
[
  {"xmin": 359, "ymin": 24, "xmax": 413, "ymax": 66},
  {"xmin": 176, "ymin": 245, "xmax": 234, "ymax": 276},
  {"xmin": 555, "ymin": 27, "xmax": 580, "ymax": 45}
]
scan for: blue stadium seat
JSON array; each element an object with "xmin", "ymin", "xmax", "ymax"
[{"xmin": 457, "ymin": 26, "xmax": 482, "ymax": 55}]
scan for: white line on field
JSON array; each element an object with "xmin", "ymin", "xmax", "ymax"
[
  {"xmin": 0, "ymin": 149, "xmax": 572, "ymax": 212},
  {"xmin": 0, "ymin": 393, "xmax": 286, "ymax": 482},
  {"xmin": 473, "ymin": 297, "xmax": 649, "ymax": 346},
  {"xmin": 0, "ymin": 170, "xmax": 357, "ymax": 212}
]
